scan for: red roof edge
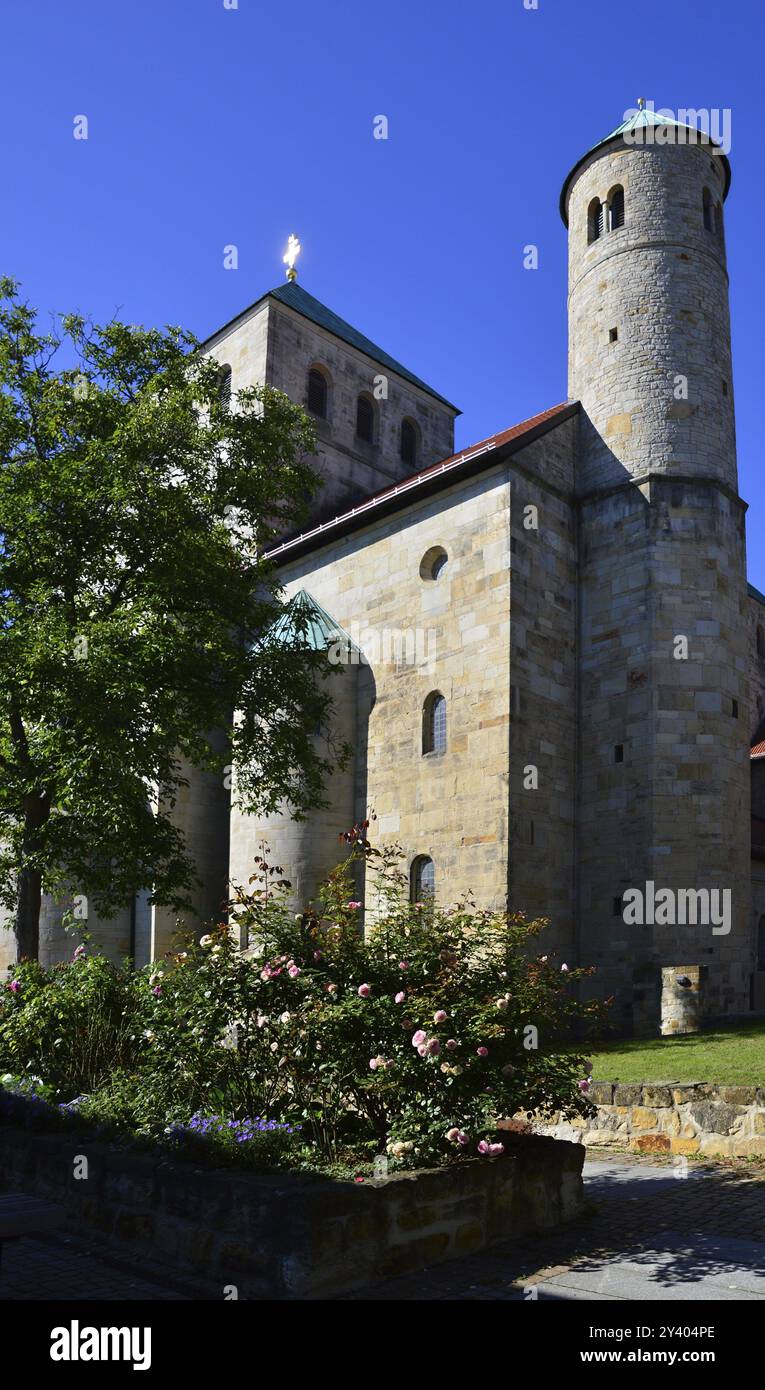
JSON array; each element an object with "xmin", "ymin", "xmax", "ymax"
[{"xmin": 266, "ymin": 401, "xmax": 578, "ymax": 563}]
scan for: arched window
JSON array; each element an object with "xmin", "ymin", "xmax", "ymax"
[
  {"xmin": 758, "ymin": 915, "xmax": 765, "ymax": 972},
  {"xmin": 758, "ymin": 625, "xmax": 765, "ymax": 659},
  {"xmin": 356, "ymin": 394, "xmax": 375, "ymax": 443},
  {"xmin": 716, "ymin": 202, "xmax": 724, "ymax": 242},
  {"xmin": 419, "ymin": 545, "xmax": 448, "ymax": 581},
  {"xmin": 307, "ymin": 367, "xmax": 328, "ymax": 419},
  {"xmin": 400, "ymin": 418, "xmax": 418, "ymax": 468},
  {"xmin": 703, "ymin": 187, "xmax": 714, "ymax": 233},
  {"xmin": 410, "ymin": 855, "xmax": 435, "ymax": 902},
  {"xmin": 587, "ymin": 197, "xmax": 603, "ymax": 244},
  {"xmin": 422, "ymin": 691, "xmax": 447, "ymax": 755},
  {"xmin": 218, "ymin": 364, "xmax": 232, "ymax": 409},
  {"xmin": 608, "ymin": 186, "xmax": 625, "ymax": 231}
]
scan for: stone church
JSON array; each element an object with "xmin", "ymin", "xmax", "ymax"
[{"xmin": 11, "ymin": 107, "xmax": 765, "ymax": 1034}]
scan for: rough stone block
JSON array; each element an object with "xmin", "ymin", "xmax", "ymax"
[
  {"xmin": 630, "ymin": 1134, "xmax": 670, "ymax": 1153},
  {"xmin": 630, "ymin": 1106, "xmax": 659, "ymax": 1129},
  {"xmin": 670, "ymin": 1137, "xmax": 699, "ymax": 1155}
]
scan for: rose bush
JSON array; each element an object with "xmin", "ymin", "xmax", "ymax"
[{"xmin": 0, "ymin": 829, "xmax": 605, "ymax": 1172}]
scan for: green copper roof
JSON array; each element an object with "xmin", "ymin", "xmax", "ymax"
[
  {"xmin": 268, "ymin": 589, "xmax": 354, "ymax": 654},
  {"xmin": 268, "ymin": 281, "xmax": 458, "ymax": 411},
  {"xmin": 560, "ymin": 107, "xmax": 731, "ymax": 224}
]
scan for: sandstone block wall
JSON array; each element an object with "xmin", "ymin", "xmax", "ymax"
[
  {"xmin": 0, "ymin": 1122, "xmax": 583, "ymax": 1298},
  {"xmin": 543, "ymin": 1081, "xmax": 765, "ymax": 1160}
]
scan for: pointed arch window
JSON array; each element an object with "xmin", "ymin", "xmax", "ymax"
[
  {"xmin": 422, "ymin": 691, "xmax": 447, "ymax": 755},
  {"xmin": 411, "ymin": 855, "xmax": 435, "ymax": 902}
]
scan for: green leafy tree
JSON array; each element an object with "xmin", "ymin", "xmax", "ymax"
[{"xmin": 0, "ymin": 278, "xmax": 338, "ymax": 960}]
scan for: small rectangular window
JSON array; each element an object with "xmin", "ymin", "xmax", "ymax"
[
  {"xmin": 609, "ymin": 327, "xmax": 618, "ymax": 343},
  {"xmin": 732, "ymin": 698, "xmax": 739, "ymax": 718},
  {"xmin": 614, "ymin": 744, "xmax": 624, "ymax": 763},
  {"xmin": 722, "ymin": 379, "xmax": 728, "ymax": 396}
]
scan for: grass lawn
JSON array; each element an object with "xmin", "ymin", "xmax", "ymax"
[{"xmin": 588, "ymin": 1022, "xmax": 765, "ymax": 1085}]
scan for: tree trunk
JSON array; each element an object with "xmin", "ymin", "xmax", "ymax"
[
  {"xmin": 14, "ymin": 795, "xmax": 51, "ymax": 961},
  {"xmin": 15, "ymin": 860, "xmax": 42, "ymax": 960}
]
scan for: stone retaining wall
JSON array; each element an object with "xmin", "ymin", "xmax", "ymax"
[
  {"xmin": 0, "ymin": 1125, "xmax": 583, "ymax": 1298},
  {"xmin": 541, "ymin": 1083, "xmax": 765, "ymax": 1159}
]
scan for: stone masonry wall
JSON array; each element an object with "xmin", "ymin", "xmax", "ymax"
[
  {"xmin": 0, "ymin": 1124, "xmax": 583, "ymax": 1299},
  {"xmin": 542, "ymin": 1082, "xmax": 765, "ymax": 1160}
]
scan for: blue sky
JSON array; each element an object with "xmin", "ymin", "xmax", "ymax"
[{"xmin": 3, "ymin": 0, "xmax": 763, "ymax": 584}]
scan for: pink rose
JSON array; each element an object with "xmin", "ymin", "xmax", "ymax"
[
  {"xmin": 346, "ymin": 901, "xmax": 363, "ymax": 910},
  {"xmin": 417, "ymin": 1044, "xmax": 428, "ymax": 1057},
  {"xmin": 426, "ymin": 1038, "xmax": 440, "ymax": 1056},
  {"xmin": 446, "ymin": 1039, "xmax": 458, "ymax": 1051},
  {"xmin": 8, "ymin": 980, "xmax": 20, "ymax": 993},
  {"xmin": 357, "ymin": 984, "xmax": 371, "ymax": 998},
  {"xmin": 477, "ymin": 1046, "xmax": 489, "ymax": 1057},
  {"xmin": 578, "ymin": 1078, "xmax": 591, "ymax": 1092},
  {"xmin": 477, "ymin": 1140, "xmax": 490, "ymax": 1154},
  {"xmin": 395, "ymin": 991, "xmax": 406, "ymax": 1004},
  {"xmin": 398, "ymin": 961, "xmax": 409, "ymax": 971},
  {"xmin": 152, "ymin": 985, "xmax": 162, "ymax": 997},
  {"xmin": 489, "ymin": 1143, "xmax": 504, "ymax": 1156},
  {"xmin": 411, "ymin": 1030, "xmax": 427, "ymax": 1047},
  {"xmin": 288, "ymin": 965, "xmax": 301, "ymax": 978},
  {"xmin": 457, "ymin": 1131, "xmax": 469, "ymax": 1146},
  {"xmin": 433, "ymin": 1010, "xmax": 447, "ymax": 1023}
]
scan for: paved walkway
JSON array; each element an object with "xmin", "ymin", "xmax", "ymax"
[
  {"xmin": 348, "ymin": 1151, "xmax": 765, "ymax": 1300},
  {"xmin": 2, "ymin": 1150, "xmax": 764, "ymax": 1300}
]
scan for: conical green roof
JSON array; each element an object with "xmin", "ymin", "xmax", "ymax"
[
  {"xmin": 267, "ymin": 589, "xmax": 354, "ymax": 653},
  {"xmin": 560, "ymin": 107, "xmax": 731, "ymax": 225}
]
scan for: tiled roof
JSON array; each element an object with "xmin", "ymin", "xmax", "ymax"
[
  {"xmin": 266, "ymin": 401, "xmax": 578, "ymax": 563},
  {"xmin": 752, "ymin": 741, "xmax": 765, "ymax": 760}
]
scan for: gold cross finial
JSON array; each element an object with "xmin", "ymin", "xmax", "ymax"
[
  {"xmin": 637, "ymin": 96, "xmax": 646, "ymax": 109},
  {"xmin": 283, "ymin": 234, "xmax": 302, "ymax": 282}
]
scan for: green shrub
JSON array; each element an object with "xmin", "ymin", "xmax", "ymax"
[
  {"xmin": 0, "ymin": 948, "xmax": 139, "ymax": 1097},
  {"xmin": 0, "ymin": 830, "xmax": 605, "ymax": 1172}
]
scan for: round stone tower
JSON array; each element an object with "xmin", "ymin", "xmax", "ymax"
[
  {"xmin": 562, "ymin": 106, "xmax": 734, "ymax": 495},
  {"xmin": 560, "ymin": 107, "xmax": 752, "ymax": 1032}
]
